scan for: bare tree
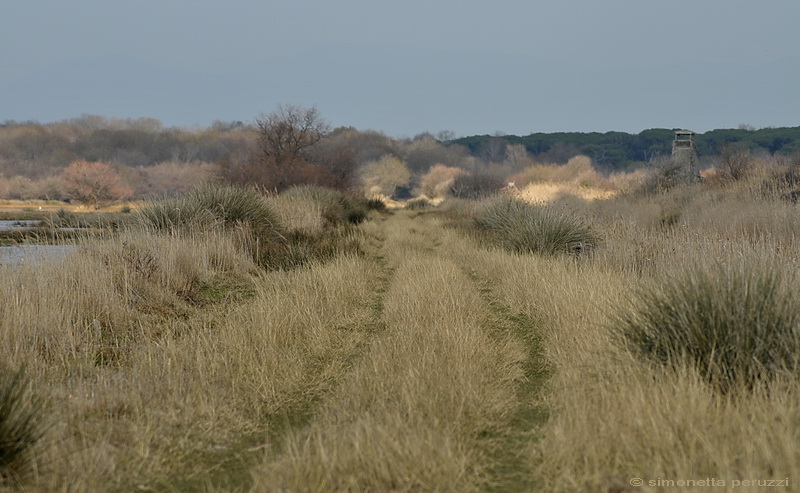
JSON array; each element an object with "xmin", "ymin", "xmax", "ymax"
[
  {"xmin": 224, "ymin": 105, "xmax": 335, "ymax": 191},
  {"xmin": 256, "ymin": 105, "xmax": 330, "ymax": 165},
  {"xmin": 717, "ymin": 145, "xmax": 755, "ymax": 181}
]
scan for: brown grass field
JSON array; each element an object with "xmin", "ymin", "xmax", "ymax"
[{"xmin": 1, "ymin": 170, "xmax": 799, "ymax": 491}]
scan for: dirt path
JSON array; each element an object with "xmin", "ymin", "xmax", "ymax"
[
  {"xmin": 251, "ymin": 210, "xmax": 549, "ymax": 491},
  {"xmin": 154, "ymin": 209, "xmax": 549, "ymax": 491}
]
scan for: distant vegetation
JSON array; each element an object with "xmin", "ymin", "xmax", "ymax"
[
  {"xmin": 453, "ymin": 126, "xmax": 800, "ymax": 171},
  {"xmin": 3, "ymin": 112, "xmax": 799, "ymax": 206}
]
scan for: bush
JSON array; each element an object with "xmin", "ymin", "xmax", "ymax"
[
  {"xmin": 136, "ymin": 184, "xmax": 369, "ymax": 270},
  {"xmin": 508, "ymin": 155, "xmax": 611, "ymax": 189},
  {"xmin": 365, "ymin": 197, "xmax": 388, "ymax": 212},
  {"xmin": 358, "ymin": 155, "xmax": 411, "ymax": 197},
  {"xmin": 135, "ymin": 185, "xmax": 286, "ymax": 266},
  {"xmin": 449, "ymin": 173, "xmax": 505, "ymax": 199},
  {"xmin": 0, "ymin": 367, "xmax": 45, "ymax": 485},
  {"xmin": 471, "ymin": 196, "xmax": 597, "ymax": 255},
  {"xmin": 417, "ymin": 164, "xmax": 466, "ymax": 198},
  {"xmin": 642, "ymin": 159, "xmax": 683, "ymax": 193},
  {"xmin": 281, "ymin": 228, "xmax": 364, "ymax": 268},
  {"xmin": 136, "ymin": 184, "xmax": 282, "ymax": 235},
  {"xmin": 281, "ymin": 185, "xmax": 368, "ymax": 226},
  {"xmin": 263, "ymin": 185, "xmax": 371, "ymax": 268},
  {"xmin": 405, "ymin": 197, "xmax": 432, "ymax": 210},
  {"xmin": 615, "ymin": 260, "xmax": 800, "ymax": 392},
  {"xmin": 60, "ymin": 160, "xmax": 133, "ymax": 208},
  {"xmin": 717, "ymin": 146, "xmax": 757, "ymax": 181}
]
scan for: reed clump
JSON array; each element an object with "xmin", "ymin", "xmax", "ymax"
[
  {"xmin": 614, "ymin": 259, "xmax": 800, "ymax": 392},
  {"xmin": 471, "ymin": 195, "xmax": 598, "ymax": 256},
  {"xmin": 0, "ymin": 366, "xmax": 46, "ymax": 486}
]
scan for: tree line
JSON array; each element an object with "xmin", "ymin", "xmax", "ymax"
[
  {"xmin": 2, "ymin": 110, "xmax": 799, "ymax": 206},
  {"xmin": 453, "ymin": 126, "xmax": 800, "ymax": 171}
]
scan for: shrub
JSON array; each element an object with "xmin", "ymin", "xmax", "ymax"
[
  {"xmin": 281, "ymin": 228, "xmax": 364, "ymax": 268},
  {"xmin": 615, "ymin": 260, "xmax": 800, "ymax": 392},
  {"xmin": 472, "ymin": 196, "xmax": 598, "ymax": 255},
  {"xmin": 60, "ymin": 160, "xmax": 133, "ymax": 208},
  {"xmin": 281, "ymin": 185, "xmax": 367, "ymax": 226},
  {"xmin": 0, "ymin": 367, "xmax": 45, "ymax": 485},
  {"xmin": 136, "ymin": 184, "xmax": 369, "ymax": 270},
  {"xmin": 417, "ymin": 164, "xmax": 466, "ymax": 198},
  {"xmin": 637, "ymin": 156, "xmax": 697, "ymax": 194},
  {"xmin": 135, "ymin": 185, "xmax": 286, "ymax": 267},
  {"xmin": 136, "ymin": 184, "xmax": 282, "ymax": 235},
  {"xmin": 137, "ymin": 160, "xmax": 218, "ymax": 198},
  {"xmin": 263, "ymin": 185, "xmax": 371, "ymax": 267},
  {"xmin": 365, "ymin": 197, "xmax": 388, "ymax": 212},
  {"xmin": 405, "ymin": 197, "xmax": 432, "ymax": 210},
  {"xmin": 449, "ymin": 173, "xmax": 505, "ymax": 199},
  {"xmin": 717, "ymin": 146, "xmax": 757, "ymax": 181},
  {"xmin": 358, "ymin": 155, "xmax": 411, "ymax": 197}
]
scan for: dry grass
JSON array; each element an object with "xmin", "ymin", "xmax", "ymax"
[
  {"xmin": 467, "ymin": 176, "xmax": 800, "ymax": 491},
  {"xmin": 265, "ymin": 193, "xmax": 326, "ymax": 234},
  {"xmin": 0, "ymin": 190, "xmax": 382, "ymax": 490},
  {"xmin": 5, "ymin": 251, "xmax": 382, "ymax": 489},
  {"xmin": 447, "ymin": 223, "xmax": 800, "ymax": 490},
  {"xmin": 0, "ymin": 229, "xmax": 261, "ymax": 489},
  {"xmin": 3, "ymin": 169, "xmax": 800, "ymax": 491},
  {"xmin": 252, "ymin": 214, "xmax": 529, "ymax": 491},
  {"xmin": 422, "ymin": 168, "xmax": 800, "ymax": 490}
]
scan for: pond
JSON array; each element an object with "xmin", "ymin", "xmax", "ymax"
[
  {"xmin": 0, "ymin": 245, "xmax": 80, "ymax": 266},
  {"xmin": 0, "ymin": 220, "xmax": 43, "ymax": 231}
]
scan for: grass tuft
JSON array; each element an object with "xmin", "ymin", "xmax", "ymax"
[
  {"xmin": 135, "ymin": 184, "xmax": 283, "ymax": 236},
  {"xmin": 471, "ymin": 196, "xmax": 598, "ymax": 256},
  {"xmin": 0, "ymin": 367, "xmax": 45, "ymax": 485},
  {"xmin": 614, "ymin": 260, "xmax": 800, "ymax": 391},
  {"xmin": 135, "ymin": 185, "xmax": 290, "ymax": 267},
  {"xmin": 365, "ymin": 197, "xmax": 388, "ymax": 212},
  {"xmin": 405, "ymin": 197, "xmax": 432, "ymax": 210}
]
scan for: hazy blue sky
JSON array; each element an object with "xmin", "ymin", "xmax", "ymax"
[{"xmin": 2, "ymin": 1, "xmax": 798, "ymax": 137}]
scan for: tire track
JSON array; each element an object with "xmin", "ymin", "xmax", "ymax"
[{"xmin": 252, "ymin": 210, "xmax": 549, "ymax": 491}]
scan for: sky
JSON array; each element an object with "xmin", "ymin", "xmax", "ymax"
[{"xmin": 1, "ymin": 0, "xmax": 798, "ymax": 137}]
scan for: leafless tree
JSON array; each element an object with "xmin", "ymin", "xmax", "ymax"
[
  {"xmin": 219, "ymin": 105, "xmax": 354, "ymax": 191},
  {"xmin": 255, "ymin": 105, "xmax": 330, "ymax": 165},
  {"xmin": 717, "ymin": 145, "xmax": 754, "ymax": 181}
]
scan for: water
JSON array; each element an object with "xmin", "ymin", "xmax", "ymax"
[
  {"xmin": 0, "ymin": 220, "xmax": 82, "ymax": 265},
  {"xmin": 0, "ymin": 220, "xmax": 43, "ymax": 231},
  {"xmin": 0, "ymin": 245, "xmax": 80, "ymax": 266},
  {"xmin": 0, "ymin": 220, "xmax": 89, "ymax": 233}
]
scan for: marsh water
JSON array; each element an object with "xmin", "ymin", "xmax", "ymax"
[
  {"xmin": 0, "ymin": 221, "xmax": 81, "ymax": 265},
  {"xmin": 0, "ymin": 244, "xmax": 80, "ymax": 266},
  {"xmin": 0, "ymin": 220, "xmax": 42, "ymax": 230}
]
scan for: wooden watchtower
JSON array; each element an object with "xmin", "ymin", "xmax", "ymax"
[{"xmin": 672, "ymin": 130, "xmax": 699, "ymax": 182}]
